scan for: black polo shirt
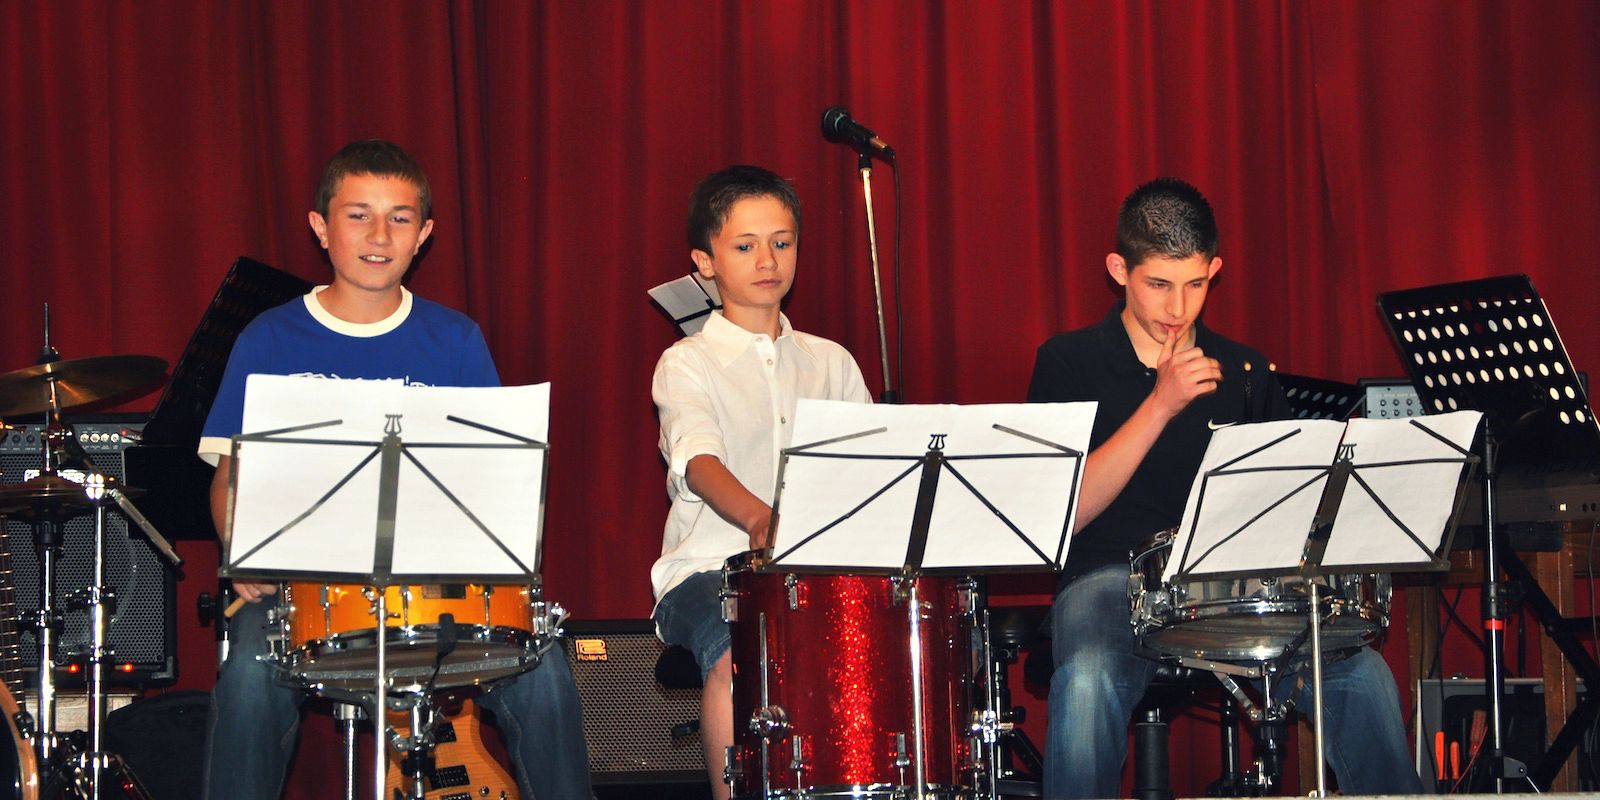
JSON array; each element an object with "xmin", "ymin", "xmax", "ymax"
[{"xmin": 1028, "ymin": 304, "xmax": 1291, "ymax": 581}]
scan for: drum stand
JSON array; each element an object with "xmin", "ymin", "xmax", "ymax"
[{"xmin": 11, "ymin": 427, "xmax": 172, "ymax": 798}]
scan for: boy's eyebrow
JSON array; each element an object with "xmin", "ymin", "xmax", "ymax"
[
  {"xmin": 729, "ymin": 228, "xmax": 796, "ymax": 237},
  {"xmin": 335, "ymin": 200, "xmax": 419, "ymax": 212}
]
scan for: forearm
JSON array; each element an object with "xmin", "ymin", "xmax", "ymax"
[
  {"xmin": 685, "ymin": 454, "xmax": 771, "ymax": 537},
  {"xmin": 1073, "ymin": 395, "xmax": 1175, "ymax": 533},
  {"xmin": 209, "ymin": 455, "xmax": 232, "ymax": 544}
]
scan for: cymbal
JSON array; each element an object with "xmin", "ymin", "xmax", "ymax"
[
  {"xmin": 0, "ymin": 355, "xmax": 167, "ymax": 417},
  {"xmin": 0, "ymin": 474, "xmax": 95, "ymax": 516},
  {"xmin": 0, "ymin": 473, "xmax": 144, "ymax": 517}
]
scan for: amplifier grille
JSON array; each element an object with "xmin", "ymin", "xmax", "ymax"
[
  {"xmin": 0, "ymin": 419, "xmax": 176, "ymax": 683},
  {"xmin": 564, "ymin": 620, "xmax": 704, "ymax": 782}
]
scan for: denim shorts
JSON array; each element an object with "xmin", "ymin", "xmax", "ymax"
[{"xmin": 653, "ymin": 569, "xmax": 732, "ymax": 679}]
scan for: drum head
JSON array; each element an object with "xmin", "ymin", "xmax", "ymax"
[{"xmin": 284, "ymin": 624, "xmax": 537, "ymax": 691}]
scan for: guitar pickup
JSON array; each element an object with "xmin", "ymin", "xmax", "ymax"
[{"xmin": 429, "ymin": 765, "xmax": 469, "ymax": 788}]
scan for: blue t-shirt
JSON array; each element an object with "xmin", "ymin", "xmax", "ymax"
[{"xmin": 198, "ymin": 288, "xmax": 499, "ymax": 463}]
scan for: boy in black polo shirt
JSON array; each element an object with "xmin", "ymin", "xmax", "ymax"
[{"xmin": 1028, "ymin": 178, "xmax": 1421, "ymax": 798}]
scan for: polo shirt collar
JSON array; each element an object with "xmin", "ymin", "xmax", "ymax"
[{"xmin": 700, "ymin": 310, "xmax": 813, "ymax": 366}]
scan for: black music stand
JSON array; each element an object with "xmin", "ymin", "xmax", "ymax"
[
  {"xmin": 220, "ymin": 377, "xmax": 555, "ymax": 800},
  {"xmin": 1379, "ymin": 274, "xmax": 1600, "ymax": 791},
  {"xmin": 1164, "ymin": 415, "xmax": 1480, "ymax": 796}
]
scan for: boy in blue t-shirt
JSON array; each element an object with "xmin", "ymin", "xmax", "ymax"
[{"xmin": 198, "ymin": 140, "xmax": 590, "ymax": 800}]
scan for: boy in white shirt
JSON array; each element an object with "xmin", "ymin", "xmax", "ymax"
[{"xmin": 650, "ymin": 165, "xmax": 870, "ymax": 799}]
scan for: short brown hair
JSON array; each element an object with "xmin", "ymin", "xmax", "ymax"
[
  {"xmin": 686, "ymin": 165, "xmax": 801, "ymax": 254},
  {"xmin": 314, "ymin": 139, "xmax": 432, "ymax": 220}
]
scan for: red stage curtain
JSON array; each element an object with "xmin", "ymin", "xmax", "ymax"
[{"xmin": 4, "ymin": 1, "xmax": 1598, "ymax": 795}]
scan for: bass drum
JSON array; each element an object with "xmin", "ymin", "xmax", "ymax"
[
  {"xmin": 0, "ymin": 683, "xmax": 38, "ymax": 800},
  {"xmin": 1129, "ymin": 530, "xmax": 1390, "ymax": 663},
  {"xmin": 723, "ymin": 552, "xmax": 975, "ymax": 800}
]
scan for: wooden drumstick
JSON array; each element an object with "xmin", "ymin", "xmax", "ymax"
[{"xmin": 224, "ymin": 596, "xmax": 248, "ymax": 619}]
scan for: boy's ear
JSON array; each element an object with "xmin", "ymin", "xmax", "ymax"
[
  {"xmin": 414, "ymin": 218, "xmax": 435, "ymax": 254},
  {"xmin": 691, "ymin": 249, "xmax": 715, "ymax": 279},
  {"xmin": 1106, "ymin": 252, "xmax": 1130, "ymax": 287},
  {"xmin": 308, "ymin": 211, "xmax": 329, "ymax": 248}
]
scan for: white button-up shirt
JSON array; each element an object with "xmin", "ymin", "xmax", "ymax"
[{"xmin": 650, "ymin": 310, "xmax": 871, "ymax": 603}]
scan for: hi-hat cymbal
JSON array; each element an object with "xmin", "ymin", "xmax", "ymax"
[
  {"xmin": 0, "ymin": 474, "xmax": 96, "ymax": 517},
  {"xmin": 0, "ymin": 473, "xmax": 145, "ymax": 518},
  {"xmin": 0, "ymin": 355, "xmax": 167, "ymax": 417}
]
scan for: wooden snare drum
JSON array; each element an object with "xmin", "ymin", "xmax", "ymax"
[{"xmin": 274, "ymin": 582, "xmax": 540, "ymax": 691}]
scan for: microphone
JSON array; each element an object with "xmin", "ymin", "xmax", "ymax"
[{"xmin": 821, "ymin": 106, "xmax": 895, "ymax": 161}]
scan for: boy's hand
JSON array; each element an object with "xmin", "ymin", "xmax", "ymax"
[
  {"xmin": 746, "ymin": 511, "xmax": 773, "ymax": 551},
  {"xmin": 1150, "ymin": 325, "xmax": 1221, "ymax": 419},
  {"xmin": 234, "ymin": 581, "xmax": 278, "ymax": 602}
]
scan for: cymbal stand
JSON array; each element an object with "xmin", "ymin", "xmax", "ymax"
[{"xmin": 30, "ymin": 406, "xmax": 69, "ymax": 771}]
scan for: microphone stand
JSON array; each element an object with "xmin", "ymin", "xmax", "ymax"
[{"xmin": 855, "ymin": 151, "xmax": 898, "ymax": 404}]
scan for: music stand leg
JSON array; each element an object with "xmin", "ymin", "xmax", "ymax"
[
  {"xmin": 1308, "ymin": 582, "xmax": 1328, "ymax": 798},
  {"xmin": 906, "ymin": 578, "xmax": 927, "ymax": 799},
  {"xmin": 374, "ymin": 590, "xmax": 388, "ymax": 800}
]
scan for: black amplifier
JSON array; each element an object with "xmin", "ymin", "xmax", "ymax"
[{"xmin": 0, "ymin": 416, "xmax": 178, "ymax": 685}]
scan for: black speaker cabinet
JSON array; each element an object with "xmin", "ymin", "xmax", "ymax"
[
  {"xmin": 564, "ymin": 619, "xmax": 705, "ymax": 785},
  {"xmin": 0, "ymin": 417, "xmax": 178, "ymax": 685}
]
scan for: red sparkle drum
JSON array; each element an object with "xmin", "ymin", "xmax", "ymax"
[
  {"xmin": 722, "ymin": 552, "xmax": 975, "ymax": 800},
  {"xmin": 273, "ymin": 582, "xmax": 541, "ymax": 691},
  {"xmin": 1129, "ymin": 530, "xmax": 1391, "ymax": 663}
]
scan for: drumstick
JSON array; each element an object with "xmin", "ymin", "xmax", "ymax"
[{"xmin": 224, "ymin": 597, "xmax": 248, "ymax": 619}]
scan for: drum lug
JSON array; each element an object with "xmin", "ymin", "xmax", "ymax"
[
  {"xmin": 720, "ymin": 588, "xmax": 738, "ymax": 623},
  {"xmin": 722, "ymin": 745, "xmax": 739, "ymax": 792},
  {"xmin": 958, "ymin": 579, "xmax": 979, "ymax": 617},
  {"xmin": 748, "ymin": 704, "xmax": 789, "ymax": 741},
  {"xmin": 894, "ymin": 732, "xmax": 910, "ymax": 787},
  {"xmin": 789, "ymin": 734, "xmax": 808, "ymax": 781},
  {"xmin": 785, "ymin": 574, "xmax": 800, "ymax": 610}
]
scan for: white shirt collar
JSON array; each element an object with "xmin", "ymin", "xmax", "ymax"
[
  {"xmin": 699, "ymin": 310, "xmax": 815, "ymax": 366},
  {"xmin": 303, "ymin": 286, "xmax": 413, "ymax": 337}
]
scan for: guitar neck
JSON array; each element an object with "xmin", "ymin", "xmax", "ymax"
[{"xmin": 0, "ymin": 529, "xmax": 26, "ymax": 699}]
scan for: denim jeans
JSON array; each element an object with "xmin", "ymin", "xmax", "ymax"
[
  {"xmin": 203, "ymin": 596, "xmax": 593, "ymax": 800},
  {"xmin": 652, "ymin": 569, "xmax": 732, "ymax": 678},
  {"xmin": 1044, "ymin": 564, "xmax": 1421, "ymax": 798}
]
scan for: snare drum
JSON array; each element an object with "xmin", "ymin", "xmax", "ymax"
[
  {"xmin": 273, "ymin": 582, "xmax": 540, "ymax": 691},
  {"xmin": 722, "ymin": 552, "xmax": 975, "ymax": 800},
  {"xmin": 1129, "ymin": 531, "xmax": 1390, "ymax": 663}
]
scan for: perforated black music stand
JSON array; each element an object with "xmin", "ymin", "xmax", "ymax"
[{"xmin": 1379, "ymin": 274, "xmax": 1600, "ymax": 790}]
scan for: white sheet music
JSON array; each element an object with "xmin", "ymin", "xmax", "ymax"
[
  {"xmin": 1322, "ymin": 412, "xmax": 1481, "ymax": 568},
  {"xmin": 1165, "ymin": 411, "xmax": 1480, "ymax": 581},
  {"xmin": 1165, "ymin": 419, "xmax": 1346, "ymax": 582},
  {"xmin": 225, "ymin": 374, "xmax": 549, "ymax": 580},
  {"xmin": 770, "ymin": 399, "xmax": 1095, "ymax": 572}
]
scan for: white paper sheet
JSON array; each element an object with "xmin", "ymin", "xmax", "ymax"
[
  {"xmin": 225, "ymin": 375, "xmax": 549, "ymax": 580},
  {"xmin": 1165, "ymin": 419, "xmax": 1347, "ymax": 582},
  {"xmin": 769, "ymin": 399, "xmax": 1095, "ymax": 572},
  {"xmin": 1165, "ymin": 411, "xmax": 1480, "ymax": 581},
  {"xmin": 1321, "ymin": 410, "xmax": 1481, "ymax": 568}
]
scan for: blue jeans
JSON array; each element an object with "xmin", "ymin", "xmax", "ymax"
[
  {"xmin": 203, "ymin": 596, "xmax": 593, "ymax": 800},
  {"xmin": 1044, "ymin": 564, "xmax": 1422, "ymax": 798},
  {"xmin": 652, "ymin": 570, "xmax": 731, "ymax": 678}
]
